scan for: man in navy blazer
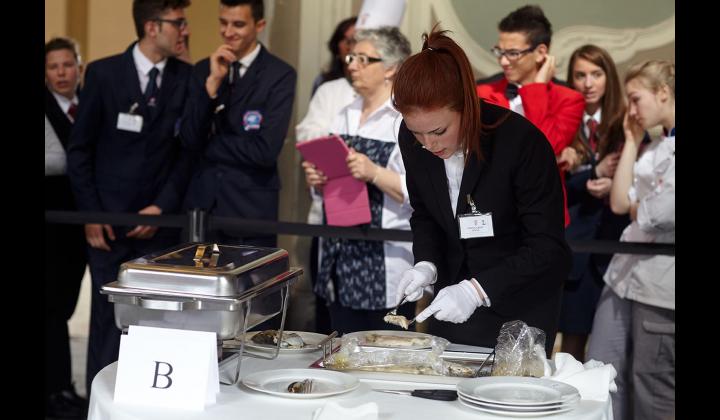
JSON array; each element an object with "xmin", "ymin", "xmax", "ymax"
[
  {"xmin": 66, "ymin": 0, "xmax": 193, "ymax": 394},
  {"xmin": 181, "ymin": 0, "xmax": 296, "ymax": 247}
]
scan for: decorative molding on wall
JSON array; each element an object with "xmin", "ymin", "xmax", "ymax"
[
  {"xmin": 408, "ymin": 0, "xmax": 675, "ymax": 78},
  {"xmin": 549, "ymin": 17, "xmax": 675, "ymax": 77}
]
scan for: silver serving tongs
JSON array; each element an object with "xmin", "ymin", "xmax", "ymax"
[{"xmin": 387, "ymin": 296, "xmax": 407, "ymax": 317}]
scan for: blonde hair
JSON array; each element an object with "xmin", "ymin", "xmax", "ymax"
[{"xmin": 625, "ymin": 60, "xmax": 675, "ymax": 98}]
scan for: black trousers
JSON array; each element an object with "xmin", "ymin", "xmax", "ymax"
[
  {"xmin": 45, "ymin": 221, "xmax": 86, "ymax": 396},
  {"xmin": 85, "ymin": 228, "xmax": 180, "ymax": 395}
]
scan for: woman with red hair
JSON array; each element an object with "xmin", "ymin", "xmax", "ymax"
[{"xmin": 392, "ymin": 27, "xmax": 571, "ymax": 355}]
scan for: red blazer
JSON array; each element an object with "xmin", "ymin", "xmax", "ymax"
[{"xmin": 477, "ymin": 78, "xmax": 585, "ymax": 226}]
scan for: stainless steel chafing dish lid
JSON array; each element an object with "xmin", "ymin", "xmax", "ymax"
[{"xmin": 111, "ymin": 242, "xmax": 289, "ymax": 297}]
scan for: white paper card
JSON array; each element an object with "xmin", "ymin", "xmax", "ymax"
[
  {"xmin": 114, "ymin": 326, "xmax": 219, "ymax": 411},
  {"xmin": 458, "ymin": 213, "xmax": 494, "ymax": 239},
  {"xmin": 117, "ymin": 113, "xmax": 143, "ymax": 132}
]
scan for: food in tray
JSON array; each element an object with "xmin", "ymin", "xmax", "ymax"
[
  {"xmin": 352, "ymin": 361, "xmax": 475, "ymax": 377},
  {"xmin": 445, "ymin": 362, "xmax": 476, "ymax": 377},
  {"xmin": 383, "ymin": 313, "xmax": 411, "ymax": 329},
  {"xmin": 324, "ymin": 334, "xmax": 477, "ymax": 378},
  {"xmin": 364, "ymin": 333, "xmax": 432, "ymax": 348},
  {"xmin": 324, "ymin": 354, "xmax": 476, "ymax": 377},
  {"xmin": 251, "ymin": 330, "xmax": 305, "ymax": 349}
]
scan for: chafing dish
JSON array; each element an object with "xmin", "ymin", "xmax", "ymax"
[{"xmin": 100, "ymin": 242, "xmax": 303, "ymax": 384}]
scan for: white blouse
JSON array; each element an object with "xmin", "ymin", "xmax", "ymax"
[{"xmin": 603, "ymin": 133, "xmax": 675, "ymax": 310}]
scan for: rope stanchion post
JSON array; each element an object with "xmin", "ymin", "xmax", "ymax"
[{"xmin": 187, "ymin": 208, "xmax": 208, "ymax": 242}]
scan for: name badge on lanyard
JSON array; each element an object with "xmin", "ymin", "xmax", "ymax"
[
  {"xmin": 458, "ymin": 194, "xmax": 494, "ymax": 239},
  {"xmin": 116, "ymin": 102, "xmax": 143, "ymax": 133}
]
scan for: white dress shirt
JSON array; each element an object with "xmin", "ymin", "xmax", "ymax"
[
  {"xmin": 443, "ymin": 150, "xmax": 465, "ymax": 216},
  {"xmin": 582, "ymin": 108, "xmax": 602, "ymax": 139},
  {"xmin": 236, "ymin": 43, "xmax": 261, "ymax": 78},
  {"xmin": 438, "ymin": 150, "xmax": 491, "ymax": 306},
  {"xmin": 509, "ymin": 83, "xmax": 525, "ymax": 116},
  {"xmin": 132, "ymin": 43, "xmax": 167, "ymax": 92},
  {"xmin": 51, "ymin": 91, "xmax": 78, "ymax": 116}
]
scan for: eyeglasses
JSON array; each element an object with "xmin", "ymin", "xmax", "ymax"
[
  {"xmin": 344, "ymin": 53, "xmax": 383, "ymax": 67},
  {"xmin": 155, "ymin": 18, "xmax": 188, "ymax": 31},
  {"xmin": 490, "ymin": 46, "xmax": 536, "ymax": 61},
  {"xmin": 339, "ymin": 37, "xmax": 356, "ymax": 45}
]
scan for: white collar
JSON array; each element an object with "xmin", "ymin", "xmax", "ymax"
[
  {"xmin": 347, "ymin": 95, "xmax": 397, "ymax": 117},
  {"xmin": 583, "ymin": 108, "xmax": 602, "ymax": 124},
  {"xmin": 50, "ymin": 90, "xmax": 77, "ymax": 114},
  {"xmin": 238, "ymin": 43, "xmax": 262, "ymax": 70},
  {"xmin": 132, "ymin": 43, "xmax": 167, "ymax": 77}
]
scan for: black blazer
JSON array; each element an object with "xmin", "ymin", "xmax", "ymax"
[
  {"xmin": 565, "ymin": 130, "xmax": 629, "ymax": 278},
  {"xmin": 398, "ymin": 101, "xmax": 571, "ymax": 354},
  {"xmin": 67, "ymin": 43, "xmax": 193, "ymax": 214},
  {"xmin": 180, "ymin": 45, "xmax": 296, "ymax": 222}
]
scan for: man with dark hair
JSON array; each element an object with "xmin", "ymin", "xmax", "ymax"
[
  {"xmin": 477, "ymin": 4, "xmax": 584, "ymax": 226},
  {"xmin": 45, "ymin": 36, "xmax": 87, "ymax": 419},
  {"xmin": 181, "ymin": 0, "xmax": 296, "ymax": 247},
  {"xmin": 67, "ymin": 0, "xmax": 194, "ymax": 394}
]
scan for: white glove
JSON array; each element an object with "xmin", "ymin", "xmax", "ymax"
[
  {"xmin": 415, "ymin": 280, "xmax": 483, "ymax": 324},
  {"xmin": 396, "ymin": 261, "xmax": 437, "ymax": 305}
]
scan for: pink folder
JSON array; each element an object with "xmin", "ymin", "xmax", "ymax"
[{"xmin": 296, "ymin": 135, "xmax": 372, "ymax": 226}]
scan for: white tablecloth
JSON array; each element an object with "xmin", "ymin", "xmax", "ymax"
[{"xmin": 88, "ymin": 351, "xmax": 613, "ymax": 420}]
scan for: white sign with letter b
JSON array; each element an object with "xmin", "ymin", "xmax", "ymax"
[{"xmin": 113, "ymin": 325, "xmax": 219, "ymax": 410}]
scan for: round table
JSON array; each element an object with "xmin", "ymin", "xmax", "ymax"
[{"xmin": 88, "ymin": 352, "xmax": 612, "ymax": 420}]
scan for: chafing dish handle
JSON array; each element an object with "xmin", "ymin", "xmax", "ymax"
[{"xmin": 137, "ymin": 297, "xmax": 201, "ymax": 311}]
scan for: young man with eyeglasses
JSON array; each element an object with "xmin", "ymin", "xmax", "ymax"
[
  {"xmin": 476, "ymin": 5, "xmax": 585, "ymax": 227},
  {"xmin": 67, "ymin": 0, "xmax": 194, "ymax": 396},
  {"xmin": 181, "ymin": 0, "xmax": 296, "ymax": 248}
]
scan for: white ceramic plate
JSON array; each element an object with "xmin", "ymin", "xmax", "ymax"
[
  {"xmin": 225, "ymin": 331, "xmax": 327, "ymax": 353},
  {"xmin": 459, "ymin": 391, "xmax": 580, "ymax": 409},
  {"xmin": 342, "ymin": 330, "xmax": 438, "ymax": 349},
  {"xmin": 457, "ymin": 377, "xmax": 580, "ymax": 406},
  {"xmin": 458, "ymin": 396, "xmax": 576, "ymax": 417},
  {"xmin": 458, "ymin": 393, "xmax": 580, "ymax": 411},
  {"xmin": 241, "ymin": 368, "xmax": 359, "ymax": 399}
]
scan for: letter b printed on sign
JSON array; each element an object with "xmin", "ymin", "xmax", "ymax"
[{"xmin": 152, "ymin": 361, "xmax": 174, "ymax": 389}]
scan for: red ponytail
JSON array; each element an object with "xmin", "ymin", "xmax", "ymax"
[{"xmin": 393, "ymin": 25, "xmax": 484, "ymax": 161}]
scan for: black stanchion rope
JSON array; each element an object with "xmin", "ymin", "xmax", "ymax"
[{"xmin": 45, "ymin": 210, "xmax": 674, "ymax": 256}]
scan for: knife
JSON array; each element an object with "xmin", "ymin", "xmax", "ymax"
[{"xmin": 374, "ymin": 389, "xmax": 458, "ymax": 401}]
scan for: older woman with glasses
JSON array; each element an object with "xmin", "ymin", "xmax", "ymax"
[{"xmin": 301, "ymin": 26, "xmax": 413, "ymax": 335}]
